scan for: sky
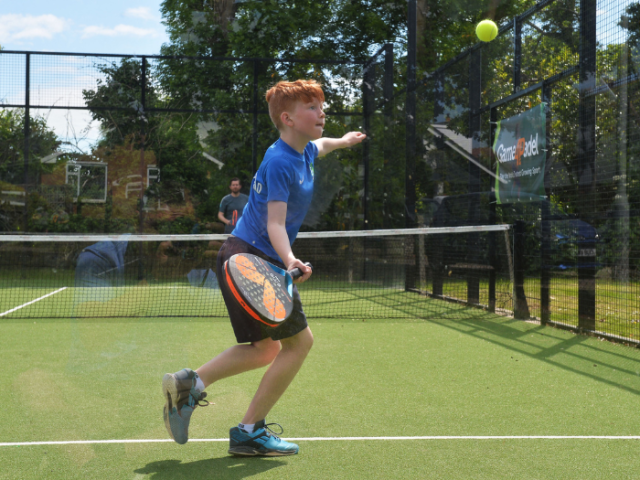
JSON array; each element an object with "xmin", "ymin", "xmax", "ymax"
[
  {"xmin": 0, "ymin": 0, "xmax": 170, "ymax": 55},
  {"xmin": 0, "ymin": 1, "xmax": 172, "ymax": 152},
  {"xmin": 0, "ymin": 0, "xmax": 630, "ymax": 154}
]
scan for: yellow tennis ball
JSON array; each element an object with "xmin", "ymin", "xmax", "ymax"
[{"xmin": 476, "ymin": 20, "xmax": 498, "ymax": 42}]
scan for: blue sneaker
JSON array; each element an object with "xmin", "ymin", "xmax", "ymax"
[
  {"xmin": 162, "ymin": 368, "xmax": 209, "ymax": 444},
  {"xmin": 228, "ymin": 420, "xmax": 299, "ymax": 456}
]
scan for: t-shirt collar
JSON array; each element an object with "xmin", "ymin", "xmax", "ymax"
[{"xmin": 277, "ymin": 138, "xmax": 306, "ymax": 160}]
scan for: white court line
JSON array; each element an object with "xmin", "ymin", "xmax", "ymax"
[
  {"xmin": 2, "ymin": 436, "xmax": 640, "ymax": 447},
  {"xmin": 0, "ymin": 287, "xmax": 67, "ymax": 317}
]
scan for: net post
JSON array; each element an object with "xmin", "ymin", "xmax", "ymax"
[{"xmin": 577, "ymin": 0, "xmax": 597, "ymax": 331}]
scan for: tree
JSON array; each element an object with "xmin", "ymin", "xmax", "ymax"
[
  {"xmin": 155, "ymin": 0, "xmax": 410, "ymax": 229},
  {"xmin": 82, "ymin": 58, "xmax": 218, "ymax": 229},
  {"xmin": 0, "ymin": 109, "xmax": 60, "ymax": 185}
]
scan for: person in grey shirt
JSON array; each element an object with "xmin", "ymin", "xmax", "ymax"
[{"xmin": 218, "ymin": 177, "xmax": 249, "ymax": 233}]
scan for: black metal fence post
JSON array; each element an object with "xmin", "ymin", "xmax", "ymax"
[
  {"xmin": 383, "ymin": 43, "xmax": 394, "ymax": 229},
  {"xmin": 406, "ymin": 0, "xmax": 417, "ymax": 230},
  {"xmin": 431, "ymin": 71, "xmax": 444, "ymax": 298},
  {"xmin": 363, "ymin": 60, "xmax": 375, "ymax": 230},
  {"xmin": 513, "ymin": 16, "xmax": 522, "ymax": 93},
  {"xmin": 22, "ymin": 52, "xmax": 31, "ymax": 233},
  {"xmin": 252, "ymin": 60, "xmax": 259, "ymax": 176},
  {"xmin": 138, "ymin": 56, "xmax": 147, "ymax": 280},
  {"xmin": 577, "ymin": 0, "xmax": 597, "ymax": 331},
  {"xmin": 489, "ymin": 107, "xmax": 498, "ymax": 312},
  {"xmin": 23, "ymin": 53, "xmax": 30, "ymax": 187},
  {"xmin": 467, "ymin": 49, "xmax": 482, "ymax": 304},
  {"xmin": 405, "ymin": 0, "xmax": 417, "ymax": 291},
  {"xmin": 540, "ymin": 83, "xmax": 552, "ymax": 324},
  {"xmin": 513, "ymin": 220, "xmax": 531, "ymax": 319}
]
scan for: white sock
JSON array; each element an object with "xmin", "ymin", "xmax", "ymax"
[
  {"xmin": 195, "ymin": 377, "xmax": 205, "ymax": 392},
  {"xmin": 239, "ymin": 423, "xmax": 255, "ymax": 433}
]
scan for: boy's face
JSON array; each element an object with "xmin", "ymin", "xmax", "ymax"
[{"xmin": 286, "ymin": 98, "xmax": 325, "ymax": 141}]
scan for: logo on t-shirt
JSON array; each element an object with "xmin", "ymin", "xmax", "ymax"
[
  {"xmin": 252, "ymin": 177, "xmax": 263, "ymax": 194},
  {"xmin": 310, "ymin": 163, "xmax": 314, "ymax": 179}
]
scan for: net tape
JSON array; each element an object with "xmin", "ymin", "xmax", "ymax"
[{"xmin": 0, "ymin": 225, "xmax": 510, "ymax": 242}]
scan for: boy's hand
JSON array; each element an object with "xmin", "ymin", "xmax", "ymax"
[
  {"xmin": 287, "ymin": 258, "xmax": 312, "ymax": 284},
  {"xmin": 314, "ymin": 132, "xmax": 367, "ymax": 157},
  {"xmin": 342, "ymin": 131, "xmax": 367, "ymax": 147}
]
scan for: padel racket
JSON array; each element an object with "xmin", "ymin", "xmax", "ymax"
[{"xmin": 224, "ymin": 253, "xmax": 312, "ymax": 327}]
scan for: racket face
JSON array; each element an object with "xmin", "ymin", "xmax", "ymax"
[{"xmin": 225, "ymin": 253, "xmax": 294, "ymax": 326}]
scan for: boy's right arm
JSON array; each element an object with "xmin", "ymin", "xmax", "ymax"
[{"xmin": 267, "ymin": 201, "xmax": 312, "ymax": 283}]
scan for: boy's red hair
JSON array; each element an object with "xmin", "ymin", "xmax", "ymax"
[{"xmin": 265, "ymin": 79, "xmax": 325, "ymax": 131}]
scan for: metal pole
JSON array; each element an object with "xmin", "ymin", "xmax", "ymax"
[
  {"xmin": 513, "ymin": 17, "xmax": 522, "ymax": 93},
  {"xmin": 138, "ymin": 57, "xmax": 147, "ymax": 280},
  {"xmin": 467, "ymin": 49, "xmax": 482, "ymax": 304},
  {"xmin": 513, "ymin": 220, "xmax": 531, "ymax": 319},
  {"xmin": 405, "ymin": 0, "xmax": 417, "ymax": 291},
  {"xmin": 615, "ymin": 29, "xmax": 630, "ymax": 283},
  {"xmin": 541, "ymin": 83, "xmax": 552, "ymax": 324},
  {"xmin": 363, "ymin": 61, "xmax": 374, "ymax": 229},
  {"xmin": 24, "ymin": 53, "xmax": 30, "ymax": 186},
  {"xmin": 431, "ymin": 71, "xmax": 444, "ymax": 298},
  {"xmin": 252, "ymin": 60, "xmax": 259, "ymax": 176},
  {"xmin": 406, "ymin": 0, "xmax": 417, "ymax": 230},
  {"xmin": 23, "ymin": 53, "xmax": 31, "ymax": 232},
  {"xmin": 141, "ymin": 56, "xmax": 146, "ymax": 111},
  {"xmin": 383, "ymin": 43, "xmax": 394, "ymax": 229},
  {"xmin": 577, "ymin": 0, "xmax": 597, "ymax": 331},
  {"xmin": 489, "ymin": 107, "xmax": 498, "ymax": 312}
]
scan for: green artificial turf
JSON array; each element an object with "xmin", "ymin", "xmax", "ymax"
[{"xmin": 2, "ymin": 307, "xmax": 640, "ymax": 479}]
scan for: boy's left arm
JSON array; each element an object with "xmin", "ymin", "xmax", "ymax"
[{"xmin": 313, "ymin": 131, "xmax": 366, "ymax": 157}]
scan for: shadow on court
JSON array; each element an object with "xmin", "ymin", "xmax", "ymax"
[
  {"xmin": 134, "ymin": 457, "xmax": 287, "ymax": 479},
  {"xmin": 342, "ymin": 289, "xmax": 640, "ymax": 397},
  {"xmin": 435, "ymin": 314, "xmax": 640, "ymax": 396}
]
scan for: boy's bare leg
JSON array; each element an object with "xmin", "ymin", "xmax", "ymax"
[
  {"xmin": 241, "ymin": 327, "xmax": 314, "ymax": 424},
  {"xmin": 196, "ymin": 338, "xmax": 281, "ymax": 387}
]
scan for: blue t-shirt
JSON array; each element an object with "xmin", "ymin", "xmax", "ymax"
[{"xmin": 232, "ymin": 139, "xmax": 317, "ymax": 262}]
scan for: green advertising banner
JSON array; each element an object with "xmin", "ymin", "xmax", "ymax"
[{"xmin": 493, "ymin": 103, "xmax": 546, "ymax": 204}]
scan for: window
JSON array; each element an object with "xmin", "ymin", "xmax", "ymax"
[
  {"xmin": 65, "ymin": 162, "xmax": 108, "ymax": 203},
  {"xmin": 147, "ymin": 166, "xmax": 160, "ymax": 187}
]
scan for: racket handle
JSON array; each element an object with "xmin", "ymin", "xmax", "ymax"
[{"xmin": 289, "ymin": 262, "xmax": 313, "ymax": 280}]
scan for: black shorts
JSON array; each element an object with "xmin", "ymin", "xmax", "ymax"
[{"xmin": 216, "ymin": 236, "xmax": 308, "ymax": 343}]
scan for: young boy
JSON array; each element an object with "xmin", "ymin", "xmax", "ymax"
[{"xmin": 162, "ymin": 79, "xmax": 365, "ymax": 456}]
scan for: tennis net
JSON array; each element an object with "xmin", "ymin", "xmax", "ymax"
[{"xmin": 0, "ymin": 225, "xmax": 512, "ymax": 320}]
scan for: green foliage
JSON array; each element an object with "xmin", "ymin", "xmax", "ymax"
[
  {"xmin": 0, "ymin": 109, "xmax": 60, "ymax": 185},
  {"xmin": 155, "ymin": 0, "xmax": 411, "ymax": 230},
  {"xmin": 82, "ymin": 58, "xmax": 220, "ymax": 223}
]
